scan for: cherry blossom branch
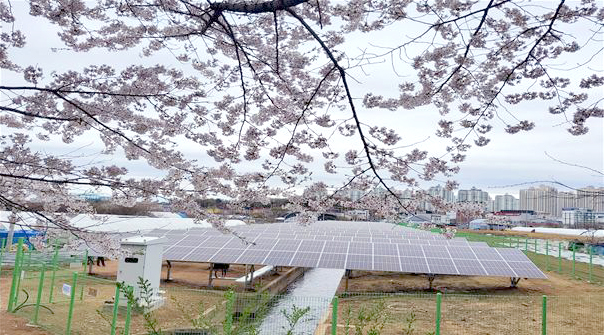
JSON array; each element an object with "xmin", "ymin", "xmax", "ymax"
[
  {"xmin": 434, "ymin": 0, "xmax": 496, "ymax": 95},
  {"xmin": 52, "ymin": 92, "xmax": 152, "ymax": 156},
  {"xmin": 264, "ymin": 65, "xmax": 337, "ymax": 182},
  {"xmin": 0, "ymin": 105, "xmax": 80, "ymax": 122},
  {"xmin": 287, "ymin": 8, "xmax": 406, "ymax": 208},
  {"xmin": 210, "ymin": 0, "xmax": 309, "ymax": 14}
]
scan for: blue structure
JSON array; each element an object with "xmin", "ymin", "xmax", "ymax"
[{"xmin": 0, "ymin": 228, "xmax": 41, "ymax": 248}]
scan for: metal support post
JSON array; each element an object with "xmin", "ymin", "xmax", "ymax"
[
  {"xmin": 110, "ymin": 284, "xmax": 120, "ymax": 335},
  {"xmin": 208, "ymin": 263, "xmax": 214, "ymax": 287},
  {"xmin": 589, "ymin": 244, "xmax": 593, "ymax": 282},
  {"xmin": 248, "ymin": 265, "xmax": 255, "ymax": 289},
  {"xmin": 572, "ymin": 247, "xmax": 576, "ymax": 277},
  {"xmin": 558, "ymin": 242, "xmax": 562, "ymax": 273},
  {"xmin": 545, "ymin": 240, "xmax": 550, "ymax": 271},
  {"xmin": 82, "ymin": 250, "xmax": 88, "ymax": 269},
  {"xmin": 65, "ymin": 272, "xmax": 78, "ymax": 335},
  {"xmin": 25, "ymin": 248, "xmax": 32, "ymax": 271},
  {"xmin": 542, "ymin": 295, "xmax": 547, "ymax": 335},
  {"xmin": 7, "ymin": 238, "xmax": 25, "ymax": 312},
  {"xmin": 427, "ymin": 274, "xmax": 436, "ymax": 290},
  {"xmin": 166, "ymin": 260, "xmax": 172, "ymax": 281},
  {"xmin": 331, "ymin": 296, "xmax": 338, "ymax": 335},
  {"xmin": 33, "ymin": 263, "xmax": 47, "ymax": 324},
  {"xmin": 49, "ymin": 246, "xmax": 59, "ymax": 303},
  {"xmin": 345, "ymin": 269, "xmax": 351, "ymax": 292},
  {"xmin": 124, "ymin": 286, "xmax": 133, "ymax": 335},
  {"xmin": 435, "ymin": 292, "xmax": 442, "ymax": 335}
]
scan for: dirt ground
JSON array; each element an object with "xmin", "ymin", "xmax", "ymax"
[
  {"xmin": 335, "ymin": 268, "xmax": 604, "ymax": 295},
  {"xmin": 0, "ymin": 261, "xmax": 289, "ymax": 335},
  {"xmin": 2, "ymin": 257, "xmax": 604, "ymax": 335}
]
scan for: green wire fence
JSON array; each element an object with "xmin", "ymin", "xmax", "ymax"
[{"xmin": 2, "ymin": 236, "xmax": 603, "ymax": 335}]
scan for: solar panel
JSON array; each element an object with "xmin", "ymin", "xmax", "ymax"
[
  {"xmin": 374, "ymin": 255, "xmax": 400, "ymax": 271},
  {"xmin": 291, "ymin": 252, "xmax": 321, "ymax": 267},
  {"xmin": 182, "ymin": 247, "xmax": 217, "ymax": 261},
  {"xmin": 323, "ymin": 241, "xmax": 349, "ymax": 253},
  {"xmin": 264, "ymin": 251, "xmax": 295, "ymax": 265},
  {"xmin": 346, "ymin": 254, "xmax": 372, "ymax": 270},
  {"xmin": 155, "ymin": 224, "xmax": 546, "ymax": 279},
  {"xmin": 426, "ymin": 258, "xmax": 458, "ymax": 275},
  {"xmin": 400, "ymin": 257, "xmax": 430, "ymax": 273},
  {"xmin": 453, "ymin": 259, "xmax": 487, "ymax": 276},
  {"xmin": 317, "ymin": 253, "xmax": 347, "ymax": 268}
]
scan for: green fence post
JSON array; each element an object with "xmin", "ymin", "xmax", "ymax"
[
  {"xmin": 15, "ymin": 238, "xmax": 27, "ymax": 304},
  {"xmin": 82, "ymin": 249, "xmax": 88, "ymax": 268},
  {"xmin": 7, "ymin": 238, "xmax": 25, "ymax": 312},
  {"xmin": 0, "ymin": 237, "xmax": 5, "ymax": 260},
  {"xmin": 545, "ymin": 240, "xmax": 550, "ymax": 271},
  {"xmin": 124, "ymin": 286, "xmax": 133, "ymax": 335},
  {"xmin": 79, "ymin": 273, "xmax": 86, "ymax": 301},
  {"xmin": 110, "ymin": 284, "xmax": 121, "ymax": 335},
  {"xmin": 25, "ymin": 248, "xmax": 32, "ymax": 271},
  {"xmin": 224, "ymin": 290, "xmax": 235, "ymax": 335},
  {"xmin": 558, "ymin": 242, "xmax": 562, "ymax": 273},
  {"xmin": 33, "ymin": 263, "xmax": 47, "ymax": 324},
  {"xmin": 435, "ymin": 292, "xmax": 442, "ymax": 335},
  {"xmin": 572, "ymin": 247, "xmax": 576, "ymax": 278},
  {"xmin": 48, "ymin": 246, "xmax": 59, "ymax": 303},
  {"xmin": 541, "ymin": 295, "xmax": 547, "ymax": 335},
  {"xmin": 534, "ymin": 239, "xmax": 538, "ymax": 253},
  {"xmin": 332, "ymin": 296, "xmax": 339, "ymax": 335},
  {"xmin": 65, "ymin": 272, "xmax": 78, "ymax": 335},
  {"xmin": 79, "ymin": 249, "xmax": 89, "ymax": 301},
  {"xmin": 589, "ymin": 244, "xmax": 593, "ymax": 283},
  {"xmin": 525, "ymin": 238, "xmax": 528, "ymax": 251}
]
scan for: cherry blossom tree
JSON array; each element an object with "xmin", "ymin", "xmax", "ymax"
[{"xmin": 1, "ymin": 0, "xmax": 602, "ymax": 250}]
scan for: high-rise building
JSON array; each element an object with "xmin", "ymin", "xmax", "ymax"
[
  {"xmin": 493, "ymin": 194, "xmax": 519, "ymax": 212},
  {"xmin": 428, "ymin": 185, "xmax": 456, "ymax": 203},
  {"xmin": 576, "ymin": 186, "xmax": 604, "ymax": 212},
  {"xmin": 519, "ymin": 185, "xmax": 558, "ymax": 216},
  {"xmin": 457, "ymin": 187, "xmax": 490, "ymax": 204},
  {"xmin": 557, "ymin": 191, "xmax": 576, "ymax": 216},
  {"xmin": 424, "ymin": 185, "xmax": 456, "ymax": 212}
]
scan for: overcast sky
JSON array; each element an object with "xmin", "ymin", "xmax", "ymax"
[{"xmin": 1, "ymin": 1, "xmax": 602, "ymax": 199}]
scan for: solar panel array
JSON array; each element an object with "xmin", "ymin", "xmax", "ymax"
[{"xmin": 149, "ymin": 222, "xmax": 546, "ymax": 279}]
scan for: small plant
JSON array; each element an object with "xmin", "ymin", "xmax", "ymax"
[
  {"xmin": 342, "ymin": 299, "xmax": 390, "ymax": 335},
  {"xmin": 401, "ymin": 312, "xmax": 416, "ymax": 335},
  {"xmin": 281, "ymin": 304, "xmax": 311, "ymax": 335},
  {"xmin": 344, "ymin": 305, "xmax": 353, "ymax": 335},
  {"xmin": 118, "ymin": 278, "xmax": 163, "ymax": 335}
]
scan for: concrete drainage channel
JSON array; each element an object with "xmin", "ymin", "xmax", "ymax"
[{"xmin": 257, "ymin": 268, "xmax": 345, "ymax": 334}]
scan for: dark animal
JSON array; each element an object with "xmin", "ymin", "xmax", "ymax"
[{"xmin": 213, "ymin": 263, "xmax": 229, "ymax": 278}]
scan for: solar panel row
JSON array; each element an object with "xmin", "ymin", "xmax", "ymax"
[
  {"xmin": 150, "ymin": 222, "xmax": 447, "ymax": 239},
  {"xmin": 161, "ymin": 235, "xmax": 546, "ymax": 279},
  {"xmin": 151, "ymin": 221, "xmax": 546, "ymax": 279},
  {"xmin": 156, "ymin": 232, "xmax": 487, "ymax": 247}
]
